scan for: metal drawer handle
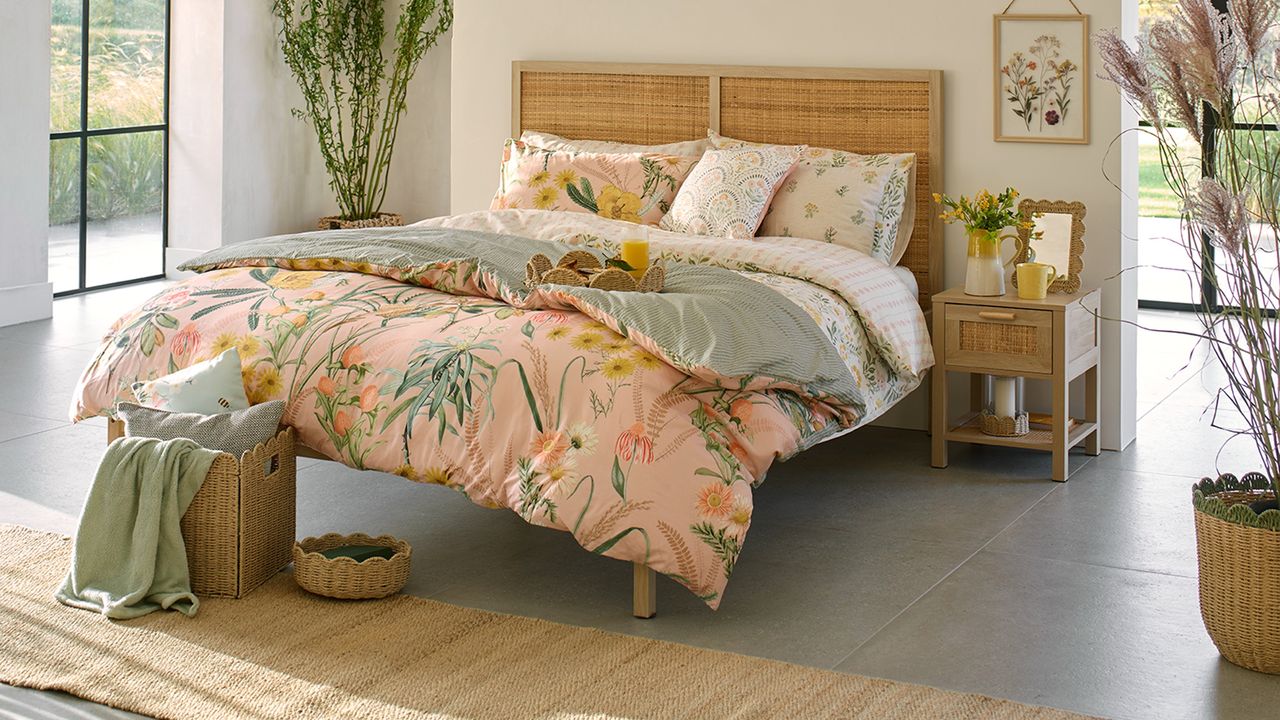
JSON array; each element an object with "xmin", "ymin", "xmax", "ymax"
[{"xmin": 978, "ymin": 311, "xmax": 1017, "ymax": 322}]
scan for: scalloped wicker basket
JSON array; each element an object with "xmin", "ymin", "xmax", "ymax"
[
  {"xmin": 182, "ymin": 427, "xmax": 296, "ymax": 598},
  {"xmin": 293, "ymin": 533, "xmax": 412, "ymax": 600},
  {"xmin": 1193, "ymin": 480, "xmax": 1280, "ymax": 674}
]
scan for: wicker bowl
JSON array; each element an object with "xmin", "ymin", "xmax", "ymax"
[
  {"xmin": 292, "ymin": 532, "xmax": 412, "ymax": 600},
  {"xmin": 1193, "ymin": 475, "xmax": 1280, "ymax": 674},
  {"xmin": 979, "ymin": 410, "xmax": 1029, "ymax": 437},
  {"xmin": 316, "ymin": 212, "xmax": 404, "ymax": 231}
]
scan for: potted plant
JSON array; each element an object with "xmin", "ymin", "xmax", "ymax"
[
  {"xmin": 272, "ymin": 0, "xmax": 452, "ymax": 230},
  {"xmin": 1097, "ymin": 0, "xmax": 1280, "ymax": 673}
]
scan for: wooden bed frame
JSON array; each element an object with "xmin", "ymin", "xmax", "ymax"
[{"xmin": 109, "ymin": 61, "xmax": 945, "ymax": 619}]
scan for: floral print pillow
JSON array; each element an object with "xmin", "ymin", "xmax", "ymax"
[
  {"xmin": 658, "ymin": 144, "xmax": 805, "ymax": 239},
  {"xmin": 490, "ymin": 139, "xmax": 700, "ymax": 226},
  {"xmin": 711, "ymin": 132, "xmax": 916, "ymax": 265}
]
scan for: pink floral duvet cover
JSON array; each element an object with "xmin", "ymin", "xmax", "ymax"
[{"xmin": 72, "ymin": 210, "xmax": 931, "ymax": 608}]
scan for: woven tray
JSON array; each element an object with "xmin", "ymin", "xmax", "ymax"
[
  {"xmin": 526, "ymin": 250, "xmax": 665, "ymax": 292},
  {"xmin": 293, "ymin": 532, "xmax": 412, "ymax": 600}
]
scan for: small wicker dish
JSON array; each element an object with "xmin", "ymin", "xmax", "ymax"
[
  {"xmin": 526, "ymin": 251, "xmax": 665, "ymax": 292},
  {"xmin": 292, "ymin": 532, "xmax": 412, "ymax": 600},
  {"xmin": 979, "ymin": 410, "xmax": 1030, "ymax": 437}
]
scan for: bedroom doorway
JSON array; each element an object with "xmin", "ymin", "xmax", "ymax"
[{"xmin": 48, "ymin": 0, "xmax": 169, "ymax": 296}]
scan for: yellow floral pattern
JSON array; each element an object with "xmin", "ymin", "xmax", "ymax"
[{"xmin": 490, "ymin": 139, "xmax": 699, "ymax": 226}]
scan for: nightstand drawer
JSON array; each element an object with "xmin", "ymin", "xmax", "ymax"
[{"xmin": 943, "ymin": 304, "xmax": 1053, "ymax": 375}]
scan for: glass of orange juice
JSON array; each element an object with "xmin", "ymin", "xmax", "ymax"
[{"xmin": 620, "ymin": 225, "xmax": 650, "ymax": 280}]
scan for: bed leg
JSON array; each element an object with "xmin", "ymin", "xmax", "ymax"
[
  {"xmin": 632, "ymin": 562, "xmax": 656, "ymax": 619},
  {"xmin": 107, "ymin": 418, "xmax": 124, "ymax": 444}
]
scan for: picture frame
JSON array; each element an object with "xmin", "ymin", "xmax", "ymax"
[
  {"xmin": 994, "ymin": 13, "xmax": 1090, "ymax": 144},
  {"xmin": 1011, "ymin": 198, "xmax": 1087, "ymax": 294}
]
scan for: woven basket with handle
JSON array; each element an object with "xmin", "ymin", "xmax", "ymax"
[{"xmin": 1193, "ymin": 474, "xmax": 1280, "ymax": 674}]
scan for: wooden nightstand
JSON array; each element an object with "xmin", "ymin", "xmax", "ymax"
[{"xmin": 930, "ymin": 286, "xmax": 1101, "ymax": 481}]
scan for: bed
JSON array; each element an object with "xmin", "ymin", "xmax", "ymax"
[{"xmin": 75, "ymin": 62, "xmax": 944, "ymax": 617}]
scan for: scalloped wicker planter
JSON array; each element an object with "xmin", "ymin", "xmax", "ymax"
[
  {"xmin": 316, "ymin": 212, "xmax": 403, "ymax": 231},
  {"xmin": 1193, "ymin": 475, "xmax": 1280, "ymax": 674},
  {"xmin": 293, "ymin": 533, "xmax": 411, "ymax": 600}
]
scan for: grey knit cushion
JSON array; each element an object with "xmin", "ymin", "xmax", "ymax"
[{"xmin": 117, "ymin": 400, "xmax": 286, "ymax": 458}]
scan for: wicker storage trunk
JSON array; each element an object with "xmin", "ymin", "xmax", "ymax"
[{"xmin": 181, "ymin": 427, "xmax": 297, "ymax": 598}]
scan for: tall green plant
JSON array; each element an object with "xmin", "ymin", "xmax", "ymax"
[{"xmin": 272, "ymin": 0, "xmax": 452, "ymax": 220}]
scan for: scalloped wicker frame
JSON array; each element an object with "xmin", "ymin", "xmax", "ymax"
[
  {"xmin": 1012, "ymin": 199, "xmax": 1086, "ymax": 294},
  {"xmin": 512, "ymin": 61, "xmax": 944, "ymax": 308}
]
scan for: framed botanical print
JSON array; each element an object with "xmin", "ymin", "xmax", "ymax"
[{"xmin": 994, "ymin": 13, "xmax": 1090, "ymax": 144}]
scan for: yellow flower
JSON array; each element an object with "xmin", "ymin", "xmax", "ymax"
[
  {"xmin": 599, "ymin": 355, "xmax": 635, "ymax": 381},
  {"xmin": 554, "ymin": 169, "xmax": 578, "ymax": 188},
  {"xmin": 533, "ymin": 185, "xmax": 559, "ymax": 210},
  {"xmin": 267, "ymin": 271, "xmax": 319, "ymax": 290},
  {"xmin": 392, "ymin": 464, "xmax": 418, "ymax": 482},
  {"xmin": 255, "ymin": 366, "xmax": 283, "ymax": 397},
  {"xmin": 247, "ymin": 365, "xmax": 283, "ymax": 403},
  {"xmin": 236, "ymin": 334, "xmax": 261, "ymax": 357},
  {"xmin": 420, "ymin": 465, "xmax": 453, "ymax": 486},
  {"xmin": 571, "ymin": 331, "xmax": 603, "ymax": 350},
  {"xmin": 603, "ymin": 339, "xmax": 631, "ymax": 354},
  {"xmin": 546, "ymin": 326, "xmax": 571, "ymax": 341},
  {"xmin": 595, "ymin": 185, "xmax": 644, "ymax": 224},
  {"xmin": 209, "ymin": 333, "xmax": 237, "ymax": 355},
  {"xmin": 633, "ymin": 351, "xmax": 664, "ymax": 371},
  {"xmin": 528, "ymin": 170, "xmax": 551, "ymax": 187}
]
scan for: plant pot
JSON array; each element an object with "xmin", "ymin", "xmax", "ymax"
[
  {"xmin": 1192, "ymin": 474, "xmax": 1280, "ymax": 674},
  {"xmin": 316, "ymin": 212, "xmax": 404, "ymax": 231}
]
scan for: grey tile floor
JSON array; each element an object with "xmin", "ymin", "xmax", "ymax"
[{"xmin": 2, "ymin": 282, "xmax": 1279, "ymax": 719}]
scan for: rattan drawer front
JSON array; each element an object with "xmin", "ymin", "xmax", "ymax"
[{"xmin": 944, "ymin": 304, "xmax": 1053, "ymax": 375}]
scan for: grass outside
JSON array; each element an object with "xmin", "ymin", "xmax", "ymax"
[{"xmin": 1139, "ymin": 141, "xmax": 1182, "ymax": 219}]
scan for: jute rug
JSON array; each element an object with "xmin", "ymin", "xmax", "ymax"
[{"xmin": 0, "ymin": 524, "xmax": 1092, "ymax": 719}]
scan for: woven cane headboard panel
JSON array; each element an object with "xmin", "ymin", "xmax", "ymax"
[{"xmin": 513, "ymin": 61, "xmax": 944, "ymax": 306}]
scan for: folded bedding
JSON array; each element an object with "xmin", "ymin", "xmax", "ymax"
[{"xmin": 71, "ymin": 209, "xmax": 932, "ymax": 608}]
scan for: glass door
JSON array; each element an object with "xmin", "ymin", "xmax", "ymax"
[{"xmin": 49, "ymin": 0, "xmax": 168, "ymax": 296}]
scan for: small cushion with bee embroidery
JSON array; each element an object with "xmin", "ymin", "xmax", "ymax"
[
  {"xmin": 130, "ymin": 347, "xmax": 250, "ymax": 414},
  {"xmin": 117, "ymin": 400, "xmax": 286, "ymax": 458}
]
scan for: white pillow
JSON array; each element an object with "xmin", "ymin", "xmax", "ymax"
[
  {"xmin": 520, "ymin": 130, "xmax": 710, "ymax": 157},
  {"xmin": 131, "ymin": 348, "xmax": 251, "ymax": 414},
  {"xmin": 710, "ymin": 131, "xmax": 916, "ymax": 265}
]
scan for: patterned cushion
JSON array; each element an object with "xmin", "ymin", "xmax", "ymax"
[
  {"xmin": 658, "ymin": 144, "xmax": 804, "ymax": 239},
  {"xmin": 520, "ymin": 130, "xmax": 710, "ymax": 157},
  {"xmin": 490, "ymin": 139, "xmax": 700, "ymax": 226},
  {"xmin": 117, "ymin": 400, "xmax": 285, "ymax": 458},
  {"xmin": 131, "ymin": 347, "xmax": 250, "ymax": 414},
  {"xmin": 710, "ymin": 132, "xmax": 916, "ymax": 264}
]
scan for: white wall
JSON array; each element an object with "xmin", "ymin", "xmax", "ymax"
[
  {"xmin": 448, "ymin": 0, "xmax": 1138, "ymax": 450},
  {"xmin": 0, "ymin": 1, "xmax": 54, "ymax": 325},
  {"xmin": 168, "ymin": 0, "xmax": 451, "ymax": 271},
  {"xmin": 168, "ymin": 0, "xmax": 225, "ymax": 268}
]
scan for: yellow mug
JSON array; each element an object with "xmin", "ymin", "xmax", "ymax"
[{"xmin": 1016, "ymin": 262, "xmax": 1058, "ymax": 300}]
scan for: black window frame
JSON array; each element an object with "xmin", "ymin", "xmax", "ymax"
[{"xmin": 49, "ymin": 0, "xmax": 170, "ymax": 297}]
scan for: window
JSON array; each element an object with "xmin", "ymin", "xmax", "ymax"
[
  {"xmin": 1136, "ymin": 0, "xmax": 1279, "ymax": 313},
  {"xmin": 49, "ymin": 0, "xmax": 168, "ymax": 296}
]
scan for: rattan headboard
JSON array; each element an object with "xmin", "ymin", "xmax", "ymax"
[{"xmin": 512, "ymin": 61, "xmax": 944, "ymax": 306}]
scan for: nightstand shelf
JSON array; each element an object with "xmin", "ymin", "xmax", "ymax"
[
  {"xmin": 930, "ymin": 286, "xmax": 1102, "ymax": 481},
  {"xmin": 944, "ymin": 412, "xmax": 1098, "ymax": 452}
]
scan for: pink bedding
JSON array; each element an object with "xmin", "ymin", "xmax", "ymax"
[{"xmin": 72, "ymin": 210, "xmax": 931, "ymax": 608}]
